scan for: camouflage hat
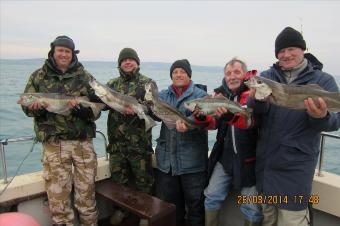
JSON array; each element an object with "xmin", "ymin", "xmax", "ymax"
[
  {"xmin": 118, "ymin": 48, "xmax": 140, "ymax": 66},
  {"xmin": 50, "ymin": 35, "xmax": 80, "ymax": 54}
]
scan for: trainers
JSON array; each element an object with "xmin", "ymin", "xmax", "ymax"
[
  {"xmin": 139, "ymin": 218, "xmax": 149, "ymax": 226},
  {"xmin": 110, "ymin": 210, "xmax": 128, "ymax": 225}
]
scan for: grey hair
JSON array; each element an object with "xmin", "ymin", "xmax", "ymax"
[{"xmin": 224, "ymin": 57, "xmax": 248, "ymax": 73}]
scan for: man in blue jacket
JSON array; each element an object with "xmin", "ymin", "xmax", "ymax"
[
  {"xmin": 155, "ymin": 59, "xmax": 208, "ymax": 226},
  {"xmin": 248, "ymin": 27, "xmax": 340, "ymax": 226}
]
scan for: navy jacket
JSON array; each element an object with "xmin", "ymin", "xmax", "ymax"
[
  {"xmin": 248, "ymin": 54, "xmax": 340, "ymax": 210},
  {"xmin": 155, "ymin": 81, "xmax": 209, "ymax": 175},
  {"xmin": 208, "ymin": 81, "xmax": 258, "ymax": 190}
]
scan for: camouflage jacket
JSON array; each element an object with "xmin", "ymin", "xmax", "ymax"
[
  {"xmin": 106, "ymin": 68, "xmax": 153, "ymax": 155},
  {"xmin": 22, "ymin": 60, "xmax": 98, "ymax": 142}
]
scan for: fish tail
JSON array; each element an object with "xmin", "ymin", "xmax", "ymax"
[{"xmin": 143, "ymin": 115, "xmax": 157, "ymax": 131}]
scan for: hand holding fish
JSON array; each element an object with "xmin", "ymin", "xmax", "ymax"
[
  {"xmin": 215, "ymin": 107, "xmax": 228, "ymax": 118},
  {"xmin": 304, "ymin": 97, "xmax": 328, "ymax": 118},
  {"xmin": 67, "ymin": 99, "xmax": 79, "ymax": 108},
  {"xmin": 176, "ymin": 120, "xmax": 188, "ymax": 132},
  {"xmin": 123, "ymin": 106, "xmax": 136, "ymax": 115}
]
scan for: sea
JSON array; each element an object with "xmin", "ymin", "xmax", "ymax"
[{"xmin": 0, "ymin": 59, "xmax": 339, "ymax": 179}]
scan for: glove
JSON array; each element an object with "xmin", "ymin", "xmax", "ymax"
[{"xmin": 71, "ymin": 105, "xmax": 94, "ymax": 120}]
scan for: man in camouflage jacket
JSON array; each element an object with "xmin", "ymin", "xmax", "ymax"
[
  {"xmin": 106, "ymin": 48, "xmax": 154, "ymax": 225},
  {"xmin": 21, "ymin": 36, "xmax": 99, "ymax": 226}
]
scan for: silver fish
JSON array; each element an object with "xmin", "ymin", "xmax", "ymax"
[
  {"xmin": 184, "ymin": 96, "xmax": 252, "ymax": 120},
  {"xmin": 17, "ymin": 93, "xmax": 104, "ymax": 117},
  {"xmin": 89, "ymin": 79, "xmax": 156, "ymax": 131},
  {"xmin": 144, "ymin": 81, "xmax": 199, "ymax": 130},
  {"xmin": 244, "ymin": 75, "xmax": 340, "ymax": 112}
]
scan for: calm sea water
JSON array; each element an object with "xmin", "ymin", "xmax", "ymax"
[{"xmin": 0, "ymin": 59, "xmax": 339, "ymax": 178}]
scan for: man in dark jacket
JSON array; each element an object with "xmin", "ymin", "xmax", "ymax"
[
  {"xmin": 106, "ymin": 48, "xmax": 154, "ymax": 226},
  {"xmin": 203, "ymin": 58, "xmax": 262, "ymax": 226},
  {"xmin": 155, "ymin": 59, "xmax": 209, "ymax": 226},
  {"xmin": 248, "ymin": 27, "xmax": 340, "ymax": 226},
  {"xmin": 21, "ymin": 36, "xmax": 99, "ymax": 226}
]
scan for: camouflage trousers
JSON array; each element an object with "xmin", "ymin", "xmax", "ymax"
[
  {"xmin": 42, "ymin": 139, "xmax": 98, "ymax": 226},
  {"xmin": 109, "ymin": 150, "xmax": 154, "ymax": 194}
]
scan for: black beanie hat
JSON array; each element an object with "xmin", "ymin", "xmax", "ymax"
[
  {"xmin": 170, "ymin": 59, "xmax": 192, "ymax": 78},
  {"xmin": 118, "ymin": 48, "xmax": 140, "ymax": 66},
  {"xmin": 275, "ymin": 27, "xmax": 306, "ymax": 58},
  {"xmin": 50, "ymin": 35, "xmax": 79, "ymax": 54}
]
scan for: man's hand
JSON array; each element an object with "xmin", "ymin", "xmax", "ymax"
[
  {"xmin": 304, "ymin": 97, "xmax": 328, "ymax": 118},
  {"xmin": 68, "ymin": 99, "xmax": 79, "ymax": 109},
  {"xmin": 176, "ymin": 120, "xmax": 188, "ymax": 132},
  {"xmin": 124, "ymin": 106, "xmax": 136, "ymax": 115},
  {"xmin": 215, "ymin": 107, "xmax": 228, "ymax": 118},
  {"xmin": 27, "ymin": 101, "xmax": 46, "ymax": 110}
]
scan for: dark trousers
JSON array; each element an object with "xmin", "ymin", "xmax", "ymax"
[{"xmin": 155, "ymin": 169, "xmax": 206, "ymax": 226}]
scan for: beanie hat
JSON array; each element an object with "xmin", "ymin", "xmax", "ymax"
[
  {"xmin": 50, "ymin": 35, "xmax": 79, "ymax": 54},
  {"xmin": 118, "ymin": 48, "xmax": 140, "ymax": 66},
  {"xmin": 170, "ymin": 59, "xmax": 192, "ymax": 78},
  {"xmin": 275, "ymin": 27, "xmax": 306, "ymax": 58}
]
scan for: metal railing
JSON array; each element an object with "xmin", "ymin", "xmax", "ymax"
[
  {"xmin": 317, "ymin": 132, "xmax": 340, "ymax": 177},
  {"xmin": 0, "ymin": 130, "xmax": 108, "ymax": 184},
  {"xmin": 0, "ymin": 131, "xmax": 339, "ymax": 183}
]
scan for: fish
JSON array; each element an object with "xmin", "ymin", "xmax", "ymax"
[
  {"xmin": 244, "ymin": 75, "xmax": 340, "ymax": 112},
  {"xmin": 183, "ymin": 96, "xmax": 252, "ymax": 120},
  {"xmin": 89, "ymin": 79, "xmax": 156, "ymax": 131},
  {"xmin": 17, "ymin": 93, "xmax": 104, "ymax": 117},
  {"xmin": 144, "ymin": 81, "xmax": 199, "ymax": 130}
]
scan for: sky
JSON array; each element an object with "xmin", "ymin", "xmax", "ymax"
[{"xmin": 1, "ymin": 0, "xmax": 340, "ymax": 74}]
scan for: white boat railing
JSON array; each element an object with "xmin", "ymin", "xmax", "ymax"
[
  {"xmin": 0, "ymin": 131, "xmax": 339, "ymax": 184},
  {"xmin": 0, "ymin": 130, "xmax": 108, "ymax": 184},
  {"xmin": 317, "ymin": 132, "xmax": 340, "ymax": 177}
]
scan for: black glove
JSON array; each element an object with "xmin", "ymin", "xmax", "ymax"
[
  {"xmin": 195, "ymin": 114, "xmax": 206, "ymax": 121},
  {"xmin": 219, "ymin": 112, "xmax": 235, "ymax": 122},
  {"xmin": 71, "ymin": 105, "xmax": 94, "ymax": 120}
]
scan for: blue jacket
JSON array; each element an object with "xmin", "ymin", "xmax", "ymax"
[
  {"xmin": 248, "ymin": 54, "xmax": 340, "ymax": 210},
  {"xmin": 155, "ymin": 81, "xmax": 209, "ymax": 175}
]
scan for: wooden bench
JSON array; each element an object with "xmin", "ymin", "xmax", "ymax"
[{"xmin": 96, "ymin": 179, "xmax": 176, "ymax": 226}]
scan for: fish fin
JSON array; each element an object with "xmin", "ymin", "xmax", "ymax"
[
  {"xmin": 214, "ymin": 95, "xmax": 229, "ymax": 100},
  {"xmin": 80, "ymin": 102, "xmax": 105, "ymax": 118},
  {"xmin": 304, "ymin": 84, "xmax": 325, "ymax": 90},
  {"xmin": 242, "ymin": 105, "xmax": 253, "ymax": 113},
  {"xmin": 164, "ymin": 122, "xmax": 177, "ymax": 130},
  {"xmin": 46, "ymin": 105, "xmax": 71, "ymax": 116}
]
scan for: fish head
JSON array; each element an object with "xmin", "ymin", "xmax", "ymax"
[
  {"xmin": 244, "ymin": 76, "xmax": 272, "ymax": 99},
  {"xmin": 183, "ymin": 100, "xmax": 198, "ymax": 112},
  {"xmin": 89, "ymin": 79, "xmax": 107, "ymax": 97},
  {"xmin": 144, "ymin": 81, "xmax": 158, "ymax": 101},
  {"xmin": 18, "ymin": 93, "xmax": 38, "ymax": 106}
]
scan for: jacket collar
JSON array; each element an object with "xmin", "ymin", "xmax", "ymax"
[
  {"xmin": 272, "ymin": 53, "xmax": 323, "ymax": 84},
  {"xmin": 218, "ymin": 78, "xmax": 247, "ymax": 98},
  {"xmin": 118, "ymin": 67, "xmax": 140, "ymax": 81},
  {"xmin": 169, "ymin": 81, "xmax": 195, "ymax": 102}
]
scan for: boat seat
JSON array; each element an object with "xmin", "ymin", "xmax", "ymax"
[{"xmin": 95, "ymin": 179, "xmax": 176, "ymax": 226}]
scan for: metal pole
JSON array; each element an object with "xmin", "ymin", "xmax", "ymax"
[
  {"xmin": 318, "ymin": 135, "xmax": 326, "ymax": 177},
  {"xmin": 0, "ymin": 142, "xmax": 8, "ymax": 184},
  {"xmin": 96, "ymin": 130, "xmax": 108, "ymax": 160}
]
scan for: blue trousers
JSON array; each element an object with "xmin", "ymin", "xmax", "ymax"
[{"xmin": 204, "ymin": 162, "xmax": 263, "ymax": 223}]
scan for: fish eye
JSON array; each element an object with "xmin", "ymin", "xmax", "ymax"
[{"xmin": 257, "ymin": 80, "xmax": 262, "ymax": 84}]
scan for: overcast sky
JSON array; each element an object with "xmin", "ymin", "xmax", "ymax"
[{"xmin": 1, "ymin": 1, "xmax": 340, "ymax": 74}]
